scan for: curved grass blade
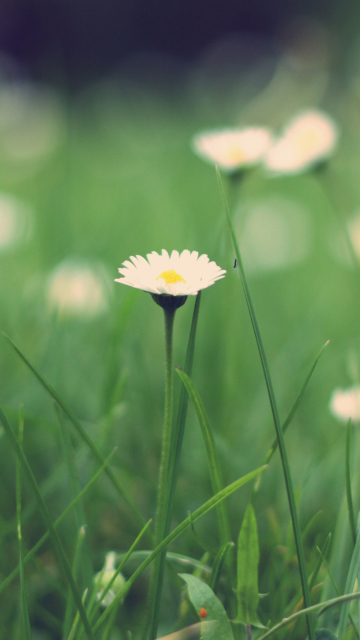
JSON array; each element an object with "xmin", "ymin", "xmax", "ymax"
[
  {"xmin": 346, "ymin": 420, "xmax": 356, "ymax": 547},
  {"xmin": 337, "ymin": 528, "xmax": 360, "ymax": 639},
  {"xmin": 236, "ymin": 504, "xmax": 264, "ymax": 629},
  {"xmin": 0, "ymin": 405, "xmax": 95, "ymax": 640},
  {"xmin": 216, "ymin": 165, "xmax": 315, "ymax": 640},
  {"xmin": 3, "ymin": 332, "xmax": 148, "ymax": 536},
  {"xmin": 63, "ymin": 526, "xmax": 87, "ymax": 639},
  {"xmin": 0, "ymin": 448, "xmax": 117, "ymax": 596},
  {"xmin": 176, "ymin": 367, "xmax": 231, "ymax": 545},
  {"xmin": 93, "ymin": 465, "xmax": 266, "ymax": 633},
  {"xmin": 16, "ymin": 406, "xmax": 32, "ymax": 640},
  {"xmin": 256, "ymin": 592, "xmax": 360, "ymax": 640}
]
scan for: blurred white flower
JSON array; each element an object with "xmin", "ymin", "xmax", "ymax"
[
  {"xmin": 0, "ymin": 193, "xmax": 33, "ymax": 251},
  {"xmin": 94, "ymin": 552, "xmax": 126, "ymax": 608},
  {"xmin": 348, "ymin": 214, "xmax": 360, "ymax": 260},
  {"xmin": 115, "ymin": 250, "xmax": 226, "ymax": 297},
  {"xmin": 329, "ymin": 386, "xmax": 360, "ymax": 423},
  {"xmin": 192, "ymin": 127, "xmax": 273, "ymax": 172},
  {"xmin": 234, "ymin": 195, "xmax": 312, "ymax": 273},
  {"xmin": 264, "ymin": 110, "xmax": 338, "ymax": 175},
  {"xmin": 47, "ymin": 259, "xmax": 109, "ymax": 318}
]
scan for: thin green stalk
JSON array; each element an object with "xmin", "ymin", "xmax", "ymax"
[
  {"xmin": 148, "ymin": 306, "xmax": 176, "ymax": 640},
  {"xmin": 252, "ymin": 340, "xmax": 330, "ymax": 498},
  {"xmin": 16, "ymin": 406, "xmax": 32, "ymax": 640},
  {"xmin": 256, "ymin": 592, "xmax": 360, "ymax": 640},
  {"xmin": 216, "ymin": 166, "xmax": 315, "ymax": 640},
  {"xmin": 346, "ymin": 420, "xmax": 356, "ymax": 547}
]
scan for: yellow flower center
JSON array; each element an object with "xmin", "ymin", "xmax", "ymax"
[
  {"xmin": 296, "ymin": 129, "xmax": 321, "ymax": 154},
  {"xmin": 157, "ymin": 269, "xmax": 186, "ymax": 285},
  {"xmin": 227, "ymin": 146, "xmax": 245, "ymax": 164}
]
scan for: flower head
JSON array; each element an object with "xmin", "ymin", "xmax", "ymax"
[
  {"xmin": 94, "ymin": 552, "xmax": 126, "ymax": 608},
  {"xmin": 47, "ymin": 258, "xmax": 109, "ymax": 318},
  {"xmin": 264, "ymin": 109, "xmax": 338, "ymax": 175},
  {"xmin": 192, "ymin": 127, "xmax": 273, "ymax": 172},
  {"xmin": 329, "ymin": 386, "xmax": 360, "ymax": 423},
  {"xmin": 115, "ymin": 250, "xmax": 225, "ymax": 308}
]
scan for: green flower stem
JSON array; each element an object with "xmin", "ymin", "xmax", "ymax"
[
  {"xmin": 148, "ymin": 306, "xmax": 176, "ymax": 640},
  {"xmin": 217, "ymin": 166, "xmax": 315, "ymax": 640}
]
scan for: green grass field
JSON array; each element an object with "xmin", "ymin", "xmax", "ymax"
[{"xmin": 1, "ymin": 55, "xmax": 360, "ymax": 640}]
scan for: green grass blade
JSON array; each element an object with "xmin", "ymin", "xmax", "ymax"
[
  {"xmin": 176, "ymin": 366, "xmax": 231, "ymax": 545},
  {"xmin": 54, "ymin": 403, "xmax": 93, "ymax": 592},
  {"xmin": 63, "ymin": 526, "xmax": 87, "ymax": 640},
  {"xmin": 3, "ymin": 332, "xmax": 148, "ymax": 536},
  {"xmin": 89, "ymin": 519, "xmax": 152, "ymax": 621},
  {"xmin": 309, "ymin": 533, "xmax": 331, "ymax": 592},
  {"xmin": 181, "ymin": 573, "xmax": 235, "ymax": 640},
  {"xmin": 0, "ymin": 405, "xmax": 95, "ymax": 640},
  {"xmin": 337, "ymin": 527, "xmax": 360, "ymax": 639},
  {"xmin": 16, "ymin": 406, "xmax": 32, "ymax": 640},
  {"xmin": 236, "ymin": 504, "xmax": 264, "ymax": 628},
  {"xmin": 0, "ymin": 448, "xmax": 117, "ymax": 596},
  {"xmin": 256, "ymin": 592, "xmax": 360, "ymax": 640},
  {"xmin": 209, "ymin": 541, "xmax": 235, "ymax": 592},
  {"xmin": 67, "ymin": 589, "xmax": 88, "ymax": 640},
  {"xmin": 317, "ymin": 544, "xmax": 359, "ymax": 639},
  {"xmin": 92, "ymin": 465, "xmax": 265, "ymax": 633},
  {"xmin": 216, "ymin": 165, "xmax": 315, "ymax": 640},
  {"xmin": 346, "ymin": 420, "xmax": 356, "ymax": 547},
  {"xmin": 254, "ymin": 340, "xmax": 330, "ymax": 489}
]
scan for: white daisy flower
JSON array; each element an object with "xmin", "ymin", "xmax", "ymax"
[
  {"xmin": 115, "ymin": 250, "xmax": 226, "ymax": 308},
  {"xmin": 264, "ymin": 109, "xmax": 338, "ymax": 175},
  {"xmin": 47, "ymin": 258, "xmax": 109, "ymax": 318},
  {"xmin": 192, "ymin": 127, "xmax": 273, "ymax": 172},
  {"xmin": 329, "ymin": 386, "xmax": 360, "ymax": 423}
]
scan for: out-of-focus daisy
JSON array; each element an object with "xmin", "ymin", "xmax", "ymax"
[
  {"xmin": 264, "ymin": 110, "xmax": 338, "ymax": 175},
  {"xmin": 192, "ymin": 127, "xmax": 273, "ymax": 172},
  {"xmin": 47, "ymin": 258, "xmax": 109, "ymax": 318},
  {"xmin": 0, "ymin": 193, "xmax": 33, "ymax": 251},
  {"xmin": 115, "ymin": 250, "xmax": 225, "ymax": 309},
  {"xmin": 329, "ymin": 386, "xmax": 360, "ymax": 423},
  {"xmin": 234, "ymin": 195, "xmax": 312, "ymax": 273},
  {"xmin": 94, "ymin": 552, "xmax": 125, "ymax": 608}
]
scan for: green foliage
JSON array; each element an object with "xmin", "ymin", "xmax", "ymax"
[
  {"xmin": 180, "ymin": 573, "xmax": 234, "ymax": 640},
  {"xmin": 236, "ymin": 503, "xmax": 265, "ymax": 628}
]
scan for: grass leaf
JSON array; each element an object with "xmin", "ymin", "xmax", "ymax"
[{"xmin": 180, "ymin": 573, "xmax": 234, "ymax": 640}]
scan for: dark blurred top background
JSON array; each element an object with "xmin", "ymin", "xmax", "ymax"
[{"xmin": 0, "ymin": 0, "xmax": 359, "ymax": 89}]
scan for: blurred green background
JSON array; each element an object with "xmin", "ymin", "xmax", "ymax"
[{"xmin": 1, "ymin": 2, "xmax": 360, "ymax": 638}]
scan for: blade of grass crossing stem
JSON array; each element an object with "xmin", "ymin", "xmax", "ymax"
[
  {"xmin": 176, "ymin": 367, "xmax": 231, "ymax": 544},
  {"xmin": 54, "ymin": 403, "xmax": 94, "ymax": 591},
  {"xmin": 317, "ymin": 545, "xmax": 360, "ymax": 640},
  {"xmin": 63, "ymin": 526, "xmax": 87, "ymax": 640},
  {"xmin": 209, "ymin": 541, "xmax": 235, "ymax": 592},
  {"xmin": 346, "ymin": 420, "xmax": 356, "ymax": 547},
  {"xmin": 309, "ymin": 533, "xmax": 331, "ymax": 592},
  {"xmin": 337, "ymin": 529, "xmax": 360, "ymax": 639},
  {"xmin": 253, "ymin": 341, "xmax": 330, "ymax": 498},
  {"xmin": 0, "ymin": 405, "xmax": 95, "ymax": 640},
  {"xmin": 0, "ymin": 448, "xmax": 116, "ymax": 596},
  {"xmin": 216, "ymin": 165, "xmax": 315, "ymax": 640},
  {"xmin": 92, "ymin": 465, "xmax": 265, "ymax": 632},
  {"xmin": 89, "ymin": 519, "xmax": 152, "ymax": 622},
  {"xmin": 146, "ymin": 294, "xmax": 201, "ymax": 640},
  {"xmin": 67, "ymin": 589, "xmax": 88, "ymax": 640},
  {"xmin": 16, "ymin": 406, "xmax": 32, "ymax": 640},
  {"xmin": 2, "ymin": 333, "xmax": 148, "ymax": 536}
]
